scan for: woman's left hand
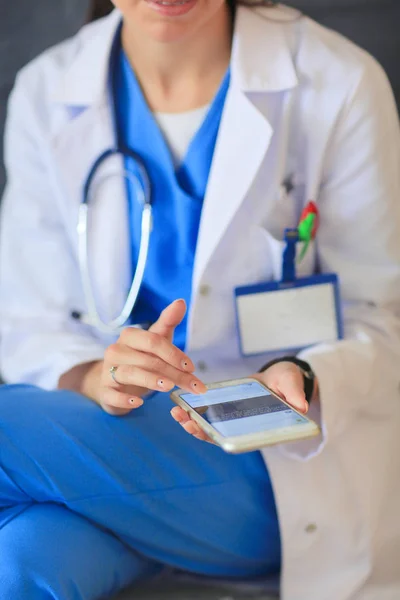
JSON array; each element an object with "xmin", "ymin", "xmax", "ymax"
[{"xmin": 170, "ymin": 361, "xmax": 317, "ymax": 443}]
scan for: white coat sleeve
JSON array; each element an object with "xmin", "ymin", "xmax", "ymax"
[
  {"xmin": 284, "ymin": 56, "xmax": 400, "ymax": 459},
  {"xmin": 0, "ymin": 72, "xmax": 106, "ymax": 390}
]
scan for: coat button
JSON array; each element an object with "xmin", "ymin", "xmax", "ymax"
[
  {"xmin": 199, "ymin": 284, "xmax": 211, "ymax": 297},
  {"xmin": 305, "ymin": 523, "xmax": 317, "ymax": 534},
  {"xmin": 197, "ymin": 361, "xmax": 207, "ymax": 372}
]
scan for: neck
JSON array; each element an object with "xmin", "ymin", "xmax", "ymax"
[{"xmin": 121, "ymin": 4, "xmax": 233, "ymax": 112}]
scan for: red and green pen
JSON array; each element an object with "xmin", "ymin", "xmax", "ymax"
[
  {"xmin": 282, "ymin": 202, "xmax": 319, "ymax": 282},
  {"xmin": 297, "ymin": 201, "xmax": 319, "ymax": 262}
]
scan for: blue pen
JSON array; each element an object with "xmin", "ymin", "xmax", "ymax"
[{"xmin": 282, "ymin": 228, "xmax": 299, "ymax": 283}]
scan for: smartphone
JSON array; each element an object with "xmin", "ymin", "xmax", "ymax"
[{"xmin": 170, "ymin": 378, "xmax": 320, "ymax": 454}]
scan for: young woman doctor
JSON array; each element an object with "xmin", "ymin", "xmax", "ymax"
[{"xmin": 1, "ymin": 0, "xmax": 400, "ymax": 598}]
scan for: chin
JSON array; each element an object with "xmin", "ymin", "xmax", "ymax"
[
  {"xmin": 144, "ymin": 21, "xmax": 197, "ymax": 44},
  {"xmin": 124, "ymin": 0, "xmax": 226, "ymax": 44}
]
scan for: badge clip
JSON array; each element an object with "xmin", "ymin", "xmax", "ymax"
[{"xmin": 282, "ymin": 228, "xmax": 299, "ymax": 283}]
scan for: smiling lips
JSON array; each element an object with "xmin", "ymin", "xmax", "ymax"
[
  {"xmin": 153, "ymin": 1, "xmax": 191, "ymax": 4},
  {"xmin": 145, "ymin": 0, "xmax": 197, "ymax": 17}
]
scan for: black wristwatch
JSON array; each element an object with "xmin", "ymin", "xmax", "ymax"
[{"xmin": 258, "ymin": 356, "xmax": 316, "ymax": 404}]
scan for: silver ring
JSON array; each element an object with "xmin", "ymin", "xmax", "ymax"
[{"xmin": 110, "ymin": 366, "xmax": 120, "ymax": 385}]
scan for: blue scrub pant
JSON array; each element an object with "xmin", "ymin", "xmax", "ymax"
[{"xmin": 0, "ymin": 385, "xmax": 281, "ymax": 599}]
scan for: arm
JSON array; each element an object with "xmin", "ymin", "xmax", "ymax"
[
  {"xmin": 292, "ymin": 54, "xmax": 400, "ymax": 458},
  {"xmin": 58, "ymin": 361, "xmax": 102, "ymax": 396},
  {"xmin": 0, "ymin": 71, "xmax": 107, "ymax": 389}
]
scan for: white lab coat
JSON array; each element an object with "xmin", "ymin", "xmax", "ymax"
[{"xmin": 1, "ymin": 4, "xmax": 400, "ymax": 599}]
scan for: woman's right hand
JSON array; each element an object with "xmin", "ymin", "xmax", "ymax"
[{"xmin": 88, "ymin": 299, "xmax": 207, "ymax": 415}]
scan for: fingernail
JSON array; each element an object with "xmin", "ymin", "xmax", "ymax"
[
  {"xmin": 171, "ymin": 407, "xmax": 181, "ymax": 421},
  {"xmin": 181, "ymin": 360, "xmax": 191, "ymax": 371},
  {"xmin": 129, "ymin": 398, "xmax": 144, "ymax": 408},
  {"xmin": 191, "ymin": 381, "xmax": 206, "ymax": 393},
  {"xmin": 157, "ymin": 379, "xmax": 172, "ymax": 390}
]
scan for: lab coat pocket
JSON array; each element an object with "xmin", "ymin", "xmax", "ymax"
[{"xmin": 258, "ymin": 227, "xmax": 317, "ymax": 281}]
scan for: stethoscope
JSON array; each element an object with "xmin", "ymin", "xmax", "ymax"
[{"xmin": 72, "ymin": 26, "xmax": 153, "ymax": 335}]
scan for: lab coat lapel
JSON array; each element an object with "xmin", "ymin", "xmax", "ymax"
[
  {"xmin": 193, "ymin": 85, "xmax": 273, "ymax": 290},
  {"xmin": 50, "ymin": 9, "xmax": 131, "ymax": 324},
  {"xmin": 193, "ymin": 5, "xmax": 299, "ymax": 290},
  {"xmin": 52, "ymin": 103, "xmax": 131, "ymax": 325}
]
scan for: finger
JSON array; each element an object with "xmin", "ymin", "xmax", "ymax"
[
  {"xmin": 171, "ymin": 406, "xmax": 191, "ymax": 424},
  {"xmin": 108, "ymin": 358, "xmax": 207, "ymax": 394},
  {"xmin": 119, "ymin": 327, "xmax": 195, "ymax": 374},
  {"xmin": 108, "ymin": 365, "xmax": 206, "ymax": 395},
  {"xmin": 149, "ymin": 299, "xmax": 187, "ymax": 343},
  {"xmin": 171, "ymin": 409, "xmax": 214, "ymax": 444},
  {"xmin": 276, "ymin": 371, "xmax": 308, "ymax": 413},
  {"xmin": 101, "ymin": 388, "xmax": 144, "ymax": 415},
  {"xmin": 182, "ymin": 420, "xmax": 212, "ymax": 442},
  {"xmin": 106, "ymin": 347, "xmax": 196, "ymax": 385}
]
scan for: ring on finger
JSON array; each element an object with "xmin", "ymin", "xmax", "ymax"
[{"xmin": 110, "ymin": 365, "xmax": 121, "ymax": 385}]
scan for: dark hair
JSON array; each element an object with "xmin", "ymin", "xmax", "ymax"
[{"xmin": 87, "ymin": 0, "xmax": 274, "ymax": 23}]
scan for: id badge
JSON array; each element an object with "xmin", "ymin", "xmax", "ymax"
[{"xmin": 234, "ymin": 274, "xmax": 343, "ymax": 357}]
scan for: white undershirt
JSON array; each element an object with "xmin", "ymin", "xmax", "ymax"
[{"xmin": 154, "ymin": 104, "xmax": 210, "ymax": 166}]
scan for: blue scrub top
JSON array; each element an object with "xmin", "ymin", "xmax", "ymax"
[{"xmin": 115, "ymin": 49, "xmax": 229, "ymax": 351}]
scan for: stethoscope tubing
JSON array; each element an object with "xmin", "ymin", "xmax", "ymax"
[{"xmin": 77, "ymin": 146, "xmax": 153, "ymax": 334}]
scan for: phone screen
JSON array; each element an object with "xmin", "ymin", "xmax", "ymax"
[{"xmin": 180, "ymin": 381, "xmax": 309, "ymax": 438}]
